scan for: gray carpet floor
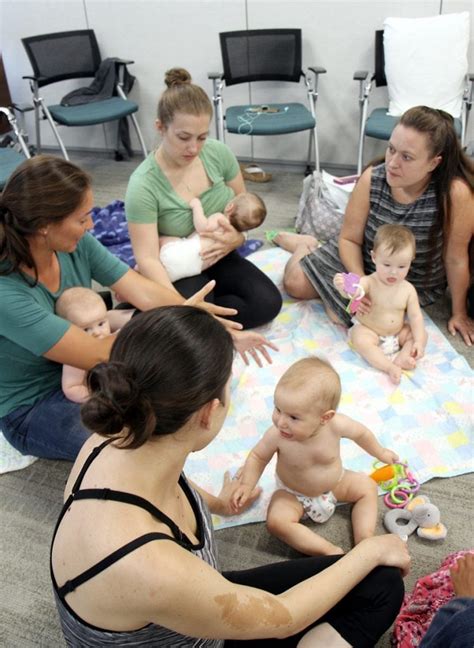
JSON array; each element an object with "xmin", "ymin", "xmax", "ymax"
[{"xmin": 1, "ymin": 151, "xmax": 473, "ymax": 647}]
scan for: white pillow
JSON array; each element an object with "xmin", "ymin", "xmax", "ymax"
[{"xmin": 384, "ymin": 12, "xmax": 470, "ymax": 118}]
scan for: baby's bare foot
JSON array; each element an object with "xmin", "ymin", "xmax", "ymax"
[
  {"xmin": 387, "ymin": 363, "xmax": 402, "ymax": 384},
  {"xmin": 274, "ymin": 232, "xmax": 319, "ymax": 253},
  {"xmin": 393, "ymin": 353, "xmax": 416, "ymax": 370}
]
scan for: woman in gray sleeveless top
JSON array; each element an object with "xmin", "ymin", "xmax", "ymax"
[
  {"xmin": 51, "ymin": 306, "xmax": 409, "ymax": 647},
  {"xmin": 282, "ymin": 106, "xmax": 474, "ymax": 345}
]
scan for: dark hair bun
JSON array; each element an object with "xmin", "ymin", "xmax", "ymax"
[
  {"xmin": 165, "ymin": 67, "xmax": 192, "ymax": 88},
  {"xmin": 81, "ymin": 362, "xmax": 155, "ymax": 447}
]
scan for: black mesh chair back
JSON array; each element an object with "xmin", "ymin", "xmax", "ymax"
[
  {"xmin": 22, "ymin": 30, "xmax": 101, "ymax": 88},
  {"xmin": 374, "ymin": 30, "xmax": 387, "ymax": 87},
  {"xmin": 220, "ymin": 29, "xmax": 302, "ymax": 86}
]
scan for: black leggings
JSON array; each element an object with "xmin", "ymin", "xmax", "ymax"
[
  {"xmin": 223, "ymin": 555, "xmax": 404, "ymax": 647},
  {"xmin": 174, "ymin": 251, "xmax": 282, "ymax": 329}
]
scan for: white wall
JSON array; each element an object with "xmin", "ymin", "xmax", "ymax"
[{"xmin": 1, "ymin": 0, "xmax": 473, "ymax": 168}]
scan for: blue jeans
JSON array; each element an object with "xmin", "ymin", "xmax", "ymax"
[
  {"xmin": 420, "ymin": 598, "xmax": 474, "ymax": 647},
  {"xmin": 0, "ymin": 390, "xmax": 90, "ymax": 461}
]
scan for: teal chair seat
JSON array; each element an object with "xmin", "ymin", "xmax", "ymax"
[
  {"xmin": 0, "ymin": 148, "xmax": 27, "ymax": 190},
  {"xmin": 226, "ymin": 103, "xmax": 316, "ymax": 136},
  {"xmin": 365, "ymin": 107, "xmax": 462, "ymax": 141},
  {"xmin": 49, "ymin": 97, "xmax": 139, "ymax": 127}
]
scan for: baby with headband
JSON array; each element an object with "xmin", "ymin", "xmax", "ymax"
[{"xmin": 334, "ymin": 224, "xmax": 427, "ymax": 384}]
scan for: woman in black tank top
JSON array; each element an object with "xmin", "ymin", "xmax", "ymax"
[{"xmin": 51, "ymin": 306, "xmax": 409, "ymax": 647}]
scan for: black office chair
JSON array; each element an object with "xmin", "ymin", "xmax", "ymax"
[
  {"xmin": 22, "ymin": 30, "xmax": 148, "ymax": 161},
  {"xmin": 354, "ymin": 30, "xmax": 472, "ymax": 174},
  {"xmin": 209, "ymin": 28, "xmax": 326, "ymax": 174},
  {"xmin": 0, "ymin": 107, "xmax": 31, "ymax": 190}
]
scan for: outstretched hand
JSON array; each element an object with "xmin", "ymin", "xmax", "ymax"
[
  {"xmin": 448, "ymin": 313, "xmax": 474, "ymax": 347},
  {"xmin": 215, "ymin": 469, "xmax": 262, "ymax": 516},
  {"xmin": 232, "ymin": 330, "xmax": 279, "ymax": 367},
  {"xmin": 184, "ymin": 281, "xmax": 242, "ymax": 332}
]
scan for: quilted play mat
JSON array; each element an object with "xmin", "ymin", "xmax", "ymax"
[
  {"xmin": 185, "ymin": 248, "xmax": 473, "ymax": 529},
  {"xmin": 1, "ymin": 247, "xmax": 473, "ymax": 518}
]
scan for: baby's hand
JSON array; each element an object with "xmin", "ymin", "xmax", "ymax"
[
  {"xmin": 231, "ymin": 483, "xmax": 255, "ymax": 514},
  {"xmin": 333, "ymin": 273, "xmax": 346, "ymax": 295},
  {"xmin": 410, "ymin": 341, "xmax": 425, "ymax": 360},
  {"xmin": 380, "ymin": 448, "xmax": 399, "ymax": 464}
]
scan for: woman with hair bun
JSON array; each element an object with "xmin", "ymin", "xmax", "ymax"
[
  {"xmin": 51, "ymin": 305, "xmax": 410, "ymax": 647},
  {"xmin": 0, "ymin": 155, "xmax": 241, "ymax": 461},
  {"xmin": 125, "ymin": 67, "xmax": 282, "ymax": 330}
]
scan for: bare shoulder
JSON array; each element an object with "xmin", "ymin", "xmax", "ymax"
[
  {"xmin": 447, "ymin": 178, "xmax": 474, "ymax": 237},
  {"xmin": 449, "ymin": 177, "xmax": 473, "ymax": 204},
  {"xmin": 404, "ymin": 280, "xmax": 418, "ymax": 298},
  {"xmin": 328, "ymin": 413, "xmax": 351, "ymax": 436},
  {"xmin": 113, "ymin": 536, "xmax": 220, "ymax": 624},
  {"xmin": 64, "ymin": 434, "xmax": 106, "ymax": 499}
]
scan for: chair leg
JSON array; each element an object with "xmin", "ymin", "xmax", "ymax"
[
  {"xmin": 305, "ymin": 130, "xmax": 316, "ymax": 175},
  {"xmin": 40, "ymin": 101, "xmax": 69, "ymax": 160},
  {"xmin": 129, "ymin": 113, "xmax": 148, "ymax": 159},
  {"xmin": 357, "ymin": 99, "xmax": 369, "ymax": 175},
  {"xmin": 306, "ymin": 128, "xmax": 319, "ymax": 175}
]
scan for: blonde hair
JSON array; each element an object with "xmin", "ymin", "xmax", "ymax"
[
  {"xmin": 56, "ymin": 287, "xmax": 107, "ymax": 325},
  {"xmin": 229, "ymin": 192, "xmax": 267, "ymax": 232},
  {"xmin": 373, "ymin": 224, "xmax": 416, "ymax": 257},
  {"xmin": 278, "ymin": 357, "xmax": 341, "ymax": 411},
  {"xmin": 157, "ymin": 68, "xmax": 212, "ymax": 128}
]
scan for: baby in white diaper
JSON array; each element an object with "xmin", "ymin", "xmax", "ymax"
[
  {"xmin": 159, "ymin": 192, "xmax": 266, "ymax": 282},
  {"xmin": 232, "ymin": 357, "xmax": 398, "ymax": 556},
  {"xmin": 334, "ymin": 224, "xmax": 427, "ymax": 384}
]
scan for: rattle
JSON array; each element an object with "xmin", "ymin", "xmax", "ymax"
[
  {"xmin": 370, "ymin": 461, "xmax": 420, "ymax": 509},
  {"xmin": 341, "ymin": 272, "xmax": 365, "ymax": 314}
]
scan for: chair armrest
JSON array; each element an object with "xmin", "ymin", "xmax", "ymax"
[
  {"xmin": 354, "ymin": 70, "xmax": 369, "ymax": 81},
  {"xmin": 114, "ymin": 59, "xmax": 134, "ymax": 66},
  {"xmin": 208, "ymin": 72, "xmax": 224, "ymax": 80},
  {"xmin": 308, "ymin": 66, "xmax": 326, "ymax": 76},
  {"xmin": 11, "ymin": 102, "xmax": 34, "ymax": 113}
]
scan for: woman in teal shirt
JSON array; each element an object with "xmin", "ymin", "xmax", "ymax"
[
  {"xmin": 125, "ymin": 68, "xmax": 282, "ymax": 329},
  {"xmin": 0, "ymin": 155, "xmax": 245, "ymax": 460}
]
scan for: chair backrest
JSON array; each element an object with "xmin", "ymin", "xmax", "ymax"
[
  {"xmin": 22, "ymin": 30, "xmax": 101, "ymax": 88},
  {"xmin": 219, "ymin": 29, "xmax": 302, "ymax": 86},
  {"xmin": 374, "ymin": 30, "xmax": 387, "ymax": 87}
]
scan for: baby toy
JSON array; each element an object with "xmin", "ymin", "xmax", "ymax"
[
  {"xmin": 340, "ymin": 272, "xmax": 365, "ymax": 314},
  {"xmin": 384, "ymin": 495, "xmax": 447, "ymax": 541},
  {"xmin": 370, "ymin": 461, "xmax": 420, "ymax": 509}
]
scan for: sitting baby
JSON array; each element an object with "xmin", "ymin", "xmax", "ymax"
[
  {"xmin": 334, "ymin": 223, "xmax": 427, "ymax": 384},
  {"xmin": 232, "ymin": 356, "xmax": 398, "ymax": 555},
  {"xmin": 55, "ymin": 287, "xmax": 133, "ymax": 403},
  {"xmin": 159, "ymin": 192, "xmax": 266, "ymax": 282}
]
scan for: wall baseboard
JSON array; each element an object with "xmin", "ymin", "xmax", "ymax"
[{"xmin": 35, "ymin": 145, "xmax": 358, "ymax": 175}]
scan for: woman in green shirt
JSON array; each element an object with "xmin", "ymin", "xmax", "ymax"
[
  {"xmin": 0, "ymin": 155, "xmax": 264, "ymax": 461},
  {"xmin": 125, "ymin": 68, "xmax": 282, "ymax": 329}
]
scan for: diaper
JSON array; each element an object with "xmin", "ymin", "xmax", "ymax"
[
  {"xmin": 350, "ymin": 319, "xmax": 400, "ymax": 356},
  {"xmin": 275, "ymin": 475, "xmax": 337, "ymax": 523},
  {"xmin": 379, "ymin": 334, "xmax": 400, "ymax": 356},
  {"xmin": 160, "ymin": 234, "xmax": 202, "ymax": 282}
]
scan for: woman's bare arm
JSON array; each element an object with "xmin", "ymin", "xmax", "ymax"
[
  {"xmin": 445, "ymin": 179, "xmax": 474, "ymax": 346},
  {"xmin": 128, "ymin": 222, "xmax": 181, "ymax": 294},
  {"xmin": 338, "ymin": 168, "xmax": 372, "ymax": 276},
  {"xmin": 44, "ymin": 325, "xmax": 117, "ymax": 370},
  {"xmin": 138, "ymin": 534, "xmax": 410, "ymax": 641}
]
